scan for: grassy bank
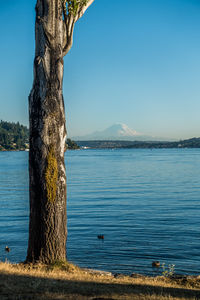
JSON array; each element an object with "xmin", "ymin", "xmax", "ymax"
[{"xmin": 1, "ymin": 262, "xmax": 200, "ymax": 299}]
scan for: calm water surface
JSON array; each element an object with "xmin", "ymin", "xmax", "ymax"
[{"xmin": 0, "ymin": 149, "xmax": 200, "ymax": 275}]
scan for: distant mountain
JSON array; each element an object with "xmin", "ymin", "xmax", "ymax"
[{"xmin": 72, "ymin": 123, "xmax": 163, "ymax": 141}]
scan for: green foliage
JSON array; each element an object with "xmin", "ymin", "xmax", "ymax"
[
  {"xmin": 64, "ymin": 0, "xmax": 88, "ymax": 16},
  {"xmin": 47, "ymin": 260, "xmax": 79, "ymax": 272},
  {"xmin": 66, "ymin": 138, "xmax": 79, "ymax": 150},
  {"xmin": 161, "ymin": 263, "xmax": 175, "ymax": 277},
  {"xmin": 0, "ymin": 120, "xmax": 29, "ymax": 151}
]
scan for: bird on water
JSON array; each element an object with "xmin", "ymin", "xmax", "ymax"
[
  {"xmin": 5, "ymin": 246, "xmax": 10, "ymax": 252},
  {"xmin": 97, "ymin": 235, "xmax": 104, "ymax": 240},
  {"xmin": 152, "ymin": 261, "xmax": 160, "ymax": 267}
]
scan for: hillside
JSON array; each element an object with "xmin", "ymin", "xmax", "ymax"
[{"xmin": 0, "ymin": 120, "xmax": 29, "ymax": 151}]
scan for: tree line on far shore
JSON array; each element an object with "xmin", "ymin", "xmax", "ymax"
[
  {"xmin": 0, "ymin": 120, "xmax": 29, "ymax": 150},
  {"xmin": 76, "ymin": 138, "xmax": 200, "ymax": 149}
]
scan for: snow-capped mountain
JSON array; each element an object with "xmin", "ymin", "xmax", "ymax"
[{"xmin": 72, "ymin": 123, "xmax": 156, "ymax": 141}]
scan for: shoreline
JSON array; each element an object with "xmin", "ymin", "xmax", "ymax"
[{"xmin": 0, "ymin": 261, "xmax": 200, "ymax": 299}]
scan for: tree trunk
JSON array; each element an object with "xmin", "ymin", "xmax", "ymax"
[{"xmin": 26, "ymin": 0, "xmax": 67, "ymax": 263}]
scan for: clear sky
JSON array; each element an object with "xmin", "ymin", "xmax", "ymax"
[{"xmin": 0, "ymin": 0, "xmax": 200, "ymax": 139}]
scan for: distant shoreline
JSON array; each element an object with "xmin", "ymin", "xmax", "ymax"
[
  {"xmin": 1, "ymin": 141, "xmax": 200, "ymax": 152},
  {"xmin": 76, "ymin": 138, "xmax": 200, "ymax": 149}
]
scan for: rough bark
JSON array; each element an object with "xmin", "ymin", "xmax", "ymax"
[
  {"xmin": 27, "ymin": 0, "xmax": 94, "ymax": 264},
  {"xmin": 27, "ymin": 0, "xmax": 67, "ymax": 263}
]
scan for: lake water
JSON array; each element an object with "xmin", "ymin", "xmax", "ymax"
[{"xmin": 0, "ymin": 149, "xmax": 200, "ymax": 276}]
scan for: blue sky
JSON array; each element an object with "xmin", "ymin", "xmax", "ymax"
[{"xmin": 0, "ymin": 0, "xmax": 200, "ymax": 139}]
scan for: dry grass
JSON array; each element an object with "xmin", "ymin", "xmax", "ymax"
[{"xmin": 0, "ymin": 261, "xmax": 200, "ymax": 299}]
